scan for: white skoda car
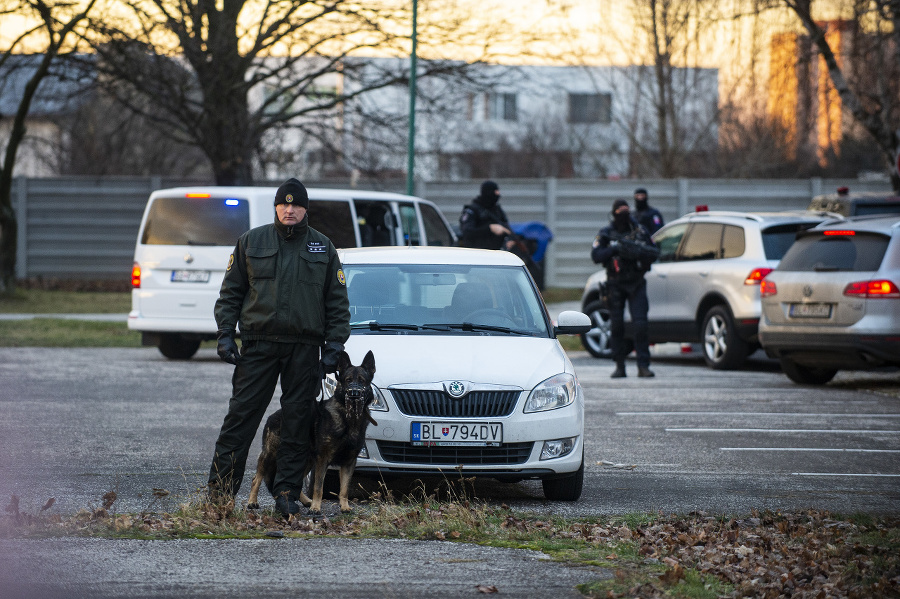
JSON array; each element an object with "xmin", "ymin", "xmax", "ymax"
[{"xmin": 332, "ymin": 246, "xmax": 591, "ymax": 500}]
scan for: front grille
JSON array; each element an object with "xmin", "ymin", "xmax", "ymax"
[
  {"xmin": 389, "ymin": 389, "xmax": 520, "ymax": 417},
  {"xmin": 377, "ymin": 441, "xmax": 534, "ymax": 465}
]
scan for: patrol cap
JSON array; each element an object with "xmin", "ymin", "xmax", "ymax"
[
  {"xmin": 613, "ymin": 199, "xmax": 629, "ymax": 212},
  {"xmin": 633, "ymin": 188, "xmax": 647, "ymax": 196},
  {"xmin": 275, "ymin": 178, "xmax": 309, "ymax": 208}
]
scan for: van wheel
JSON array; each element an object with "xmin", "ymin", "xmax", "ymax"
[
  {"xmin": 158, "ymin": 334, "xmax": 201, "ymax": 360},
  {"xmin": 541, "ymin": 455, "xmax": 584, "ymax": 501},
  {"xmin": 701, "ymin": 305, "xmax": 748, "ymax": 370},
  {"xmin": 780, "ymin": 358, "xmax": 837, "ymax": 385}
]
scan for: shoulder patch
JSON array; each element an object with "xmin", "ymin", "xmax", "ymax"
[
  {"xmin": 337, "ymin": 269, "xmax": 346, "ymax": 286},
  {"xmin": 307, "ymin": 241, "xmax": 327, "ymax": 253},
  {"xmin": 226, "ymin": 253, "xmax": 234, "ymax": 271}
]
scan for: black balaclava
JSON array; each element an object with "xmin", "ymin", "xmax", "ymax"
[
  {"xmin": 634, "ymin": 188, "xmax": 648, "ymax": 212},
  {"xmin": 612, "ymin": 199, "xmax": 631, "ymax": 232},
  {"xmin": 477, "ymin": 180, "xmax": 500, "ymax": 208}
]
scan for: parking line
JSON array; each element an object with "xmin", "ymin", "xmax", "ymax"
[
  {"xmin": 791, "ymin": 472, "xmax": 900, "ymax": 477},
  {"xmin": 666, "ymin": 428, "xmax": 900, "ymax": 433},
  {"xmin": 721, "ymin": 447, "xmax": 900, "ymax": 452},
  {"xmin": 619, "ymin": 412, "xmax": 900, "ymax": 417}
]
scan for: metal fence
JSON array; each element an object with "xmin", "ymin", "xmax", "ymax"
[{"xmin": 10, "ymin": 175, "xmax": 892, "ymax": 288}]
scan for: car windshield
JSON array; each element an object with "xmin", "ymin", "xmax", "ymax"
[
  {"xmin": 761, "ymin": 222, "xmax": 823, "ymax": 260},
  {"xmin": 777, "ymin": 231, "xmax": 891, "ymax": 272},
  {"xmin": 344, "ymin": 263, "xmax": 549, "ymax": 336}
]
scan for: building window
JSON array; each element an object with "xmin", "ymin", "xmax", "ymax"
[
  {"xmin": 486, "ymin": 93, "xmax": 517, "ymax": 121},
  {"xmin": 568, "ymin": 93, "xmax": 612, "ymax": 124}
]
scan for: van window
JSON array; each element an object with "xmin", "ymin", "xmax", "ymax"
[
  {"xmin": 141, "ymin": 196, "xmax": 250, "ymax": 246},
  {"xmin": 354, "ymin": 200, "xmax": 396, "ymax": 246},
  {"xmin": 421, "ymin": 203, "xmax": 455, "ymax": 246},
  {"xmin": 399, "ymin": 203, "xmax": 421, "ymax": 245},
  {"xmin": 309, "ymin": 200, "xmax": 356, "ymax": 248}
]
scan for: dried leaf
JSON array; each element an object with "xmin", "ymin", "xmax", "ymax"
[{"xmin": 40, "ymin": 498, "xmax": 55, "ymax": 512}]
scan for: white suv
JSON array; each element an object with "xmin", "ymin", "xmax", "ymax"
[
  {"xmin": 580, "ymin": 210, "xmax": 834, "ymax": 369},
  {"xmin": 129, "ymin": 186, "xmax": 457, "ymax": 359}
]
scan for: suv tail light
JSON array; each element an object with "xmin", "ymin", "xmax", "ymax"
[
  {"xmin": 744, "ymin": 268, "xmax": 772, "ymax": 286},
  {"xmin": 760, "ymin": 279, "xmax": 777, "ymax": 297},
  {"xmin": 131, "ymin": 262, "xmax": 141, "ymax": 288},
  {"xmin": 844, "ymin": 280, "xmax": 900, "ymax": 298}
]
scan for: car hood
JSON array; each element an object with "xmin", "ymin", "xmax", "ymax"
[{"xmin": 344, "ymin": 335, "xmax": 571, "ymax": 390}]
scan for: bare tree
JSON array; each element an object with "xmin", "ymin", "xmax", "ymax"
[
  {"xmin": 772, "ymin": 0, "xmax": 900, "ymax": 190},
  {"xmin": 81, "ymin": 0, "xmax": 522, "ymax": 186},
  {"xmin": 0, "ymin": 0, "xmax": 97, "ymax": 294}
]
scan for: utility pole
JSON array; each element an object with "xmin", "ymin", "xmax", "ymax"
[{"xmin": 406, "ymin": 0, "xmax": 418, "ymax": 196}]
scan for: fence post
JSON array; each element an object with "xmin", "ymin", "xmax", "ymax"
[
  {"xmin": 15, "ymin": 177, "xmax": 27, "ymax": 279},
  {"xmin": 677, "ymin": 178, "xmax": 690, "ymax": 216},
  {"xmin": 810, "ymin": 177, "xmax": 822, "ymax": 199},
  {"xmin": 544, "ymin": 177, "xmax": 558, "ymax": 288}
]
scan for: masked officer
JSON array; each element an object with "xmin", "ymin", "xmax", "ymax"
[
  {"xmin": 591, "ymin": 199, "xmax": 659, "ymax": 378},
  {"xmin": 632, "ymin": 188, "xmax": 665, "ymax": 235},
  {"xmin": 458, "ymin": 180, "xmax": 516, "ymax": 250},
  {"xmin": 208, "ymin": 177, "xmax": 351, "ymax": 517}
]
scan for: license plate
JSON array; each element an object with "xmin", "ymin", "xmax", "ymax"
[
  {"xmin": 171, "ymin": 270, "xmax": 210, "ymax": 283},
  {"xmin": 789, "ymin": 303, "xmax": 832, "ymax": 318},
  {"xmin": 411, "ymin": 422, "xmax": 503, "ymax": 446}
]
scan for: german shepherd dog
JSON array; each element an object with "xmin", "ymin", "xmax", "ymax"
[{"xmin": 247, "ymin": 350, "xmax": 377, "ymax": 514}]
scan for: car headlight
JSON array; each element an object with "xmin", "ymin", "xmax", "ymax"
[
  {"xmin": 370, "ymin": 385, "xmax": 389, "ymax": 412},
  {"xmin": 524, "ymin": 373, "xmax": 577, "ymax": 413}
]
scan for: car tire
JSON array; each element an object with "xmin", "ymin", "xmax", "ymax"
[
  {"xmin": 541, "ymin": 454, "xmax": 584, "ymax": 501},
  {"xmin": 158, "ymin": 334, "xmax": 201, "ymax": 360},
  {"xmin": 780, "ymin": 358, "xmax": 837, "ymax": 385},
  {"xmin": 580, "ymin": 301, "xmax": 612, "ymax": 358},
  {"xmin": 579, "ymin": 301, "xmax": 636, "ymax": 359},
  {"xmin": 701, "ymin": 305, "xmax": 749, "ymax": 370}
]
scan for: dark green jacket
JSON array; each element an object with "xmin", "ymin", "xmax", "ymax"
[{"xmin": 215, "ymin": 216, "xmax": 350, "ymax": 346}]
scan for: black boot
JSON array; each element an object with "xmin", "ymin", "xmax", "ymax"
[
  {"xmin": 275, "ymin": 495, "xmax": 300, "ymax": 517},
  {"xmin": 637, "ymin": 366, "xmax": 655, "ymax": 378},
  {"xmin": 611, "ymin": 364, "xmax": 626, "ymax": 378}
]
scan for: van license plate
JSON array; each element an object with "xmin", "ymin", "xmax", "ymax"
[
  {"xmin": 411, "ymin": 422, "xmax": 503, "ymax": 446},
  {"xmin": 789, "ymin": 303, "xmax": 831, "ymax": 318},
  {"xmin": 171, "ymin": 270, "xmax": 210, "ymax": 283}
]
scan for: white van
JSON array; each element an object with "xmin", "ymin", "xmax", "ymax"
[{"xmin": 128, "ymin": 186, "xmax": 458, "ymax": 359}]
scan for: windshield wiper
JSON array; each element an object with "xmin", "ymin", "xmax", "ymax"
[
  {"xmin": 350, "ymin": 321, "xmax": 419, "ymax": 331},
  {"xmin": 440, "ymin": 322, "xmax": 534, "ymax": 336}
]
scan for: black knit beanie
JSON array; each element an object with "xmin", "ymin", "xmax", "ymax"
[{"xmin": 274, "ymin": 178, "xmax": 309, "ymax": 208}]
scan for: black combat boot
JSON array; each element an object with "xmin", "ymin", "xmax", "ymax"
[{"xmin": 611, "ymin": 363, "xmax": 626, "ymax": 378}]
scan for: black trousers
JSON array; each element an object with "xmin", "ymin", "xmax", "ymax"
[
  {"xmin": 208, "ymin": 340, "xmax": 319, "ymax": 501},
  {"xmin": 608, "ymin": 278, "xmax": 651, "ymax": 368}
]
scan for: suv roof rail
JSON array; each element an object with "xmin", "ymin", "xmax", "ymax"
[{"xmin": 684, "ymin": 210, "xmax": 766, "ymax": 222}]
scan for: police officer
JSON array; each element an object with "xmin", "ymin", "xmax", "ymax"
[
  {"xmin": 208, "ymin": 178, "xmax": 351, "ymax": 517},
  {"xmin": 591, "ymin": 199, "xmax": 659, "ymax": 378},
  {"xmin": 633, "ymin": 188, "xmax": 665, "ymax": 235},
  {"xmin": 458, "ymin": 180, "xmax": 516, "ymax": 250}
]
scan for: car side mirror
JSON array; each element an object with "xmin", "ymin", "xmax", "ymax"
[{"xmin": 554, "ymin": 310, "xmax": 591, "ymax": 336}]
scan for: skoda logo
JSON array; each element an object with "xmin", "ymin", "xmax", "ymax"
[
  {"xmin": 447, "ymin": 381, "xmax": 466, "ymax": 398},
  {"xmin": 184, "ymin": 253, "xmax": 194, "ymax": 264},
  {"xmin": 802, "ymin": 285, "xmax": 813, "ymax": 298}
]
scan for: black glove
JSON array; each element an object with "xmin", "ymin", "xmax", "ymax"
[
  {"xmin": 216, "ymin": 330, "xmax": 240, "ymax": 365},
  {"xmin": 321, "ymin": 341, "xmax": 344, "ymax": 376}
]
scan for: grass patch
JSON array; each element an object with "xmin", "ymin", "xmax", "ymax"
[
  {"xmin": 0, "ymin": 289, "xmax": 131, "ymax": 314},
  {"xmin": 6, "ymin": 486, "xmax": 897, "ymax": 599},
  {"xmin": 0, "ymin": 319, "xmax": 142, "ymax": 347}
]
